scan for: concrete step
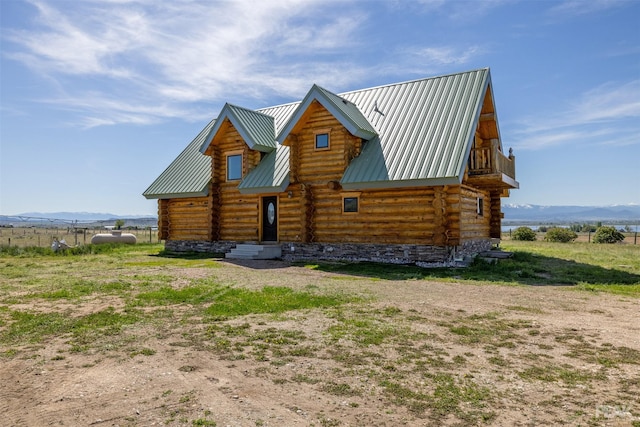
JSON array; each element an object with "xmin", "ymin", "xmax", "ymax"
[{"xmin": 225, "ymin": 244, "xmax": 282, "ymax": 260}]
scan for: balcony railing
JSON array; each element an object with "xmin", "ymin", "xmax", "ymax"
[{"xmin": 468, "ymin": 140, "xmax": 515, "ymax": 180}]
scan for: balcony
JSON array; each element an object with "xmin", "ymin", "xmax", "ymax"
[{"xmin": 467, "ymin": 140, "xmax": 519, "ymax": 190}]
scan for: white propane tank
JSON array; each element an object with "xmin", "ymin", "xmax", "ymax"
[{"xmin": 91, "ymin": 230, "xmax": 137, "ymax": 245}]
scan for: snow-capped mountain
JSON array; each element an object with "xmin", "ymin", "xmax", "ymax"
[{"xmin": 502, "ymin": 204, "xmax": 640, "ymax": 222}]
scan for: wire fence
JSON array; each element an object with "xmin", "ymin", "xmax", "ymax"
[{"xmin": 0, "ymin": 227, "xmax": 160, "ymax": 248}]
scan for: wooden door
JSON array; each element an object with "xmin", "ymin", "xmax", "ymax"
[{"xmin": 262, "ymin": 196, "xmax": 277, "ymax": 242}]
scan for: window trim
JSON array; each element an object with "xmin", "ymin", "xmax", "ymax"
[
  {"xmin": 226, "ymin": 152, "xmax": 243, "ymax": 181},
  {"xmin": 314, "ymin": 129, "xmax": 331, "ymax": 151},
  {"xmin": 342, "ymin": 192, "xmax": 360, "ymax": 214}
]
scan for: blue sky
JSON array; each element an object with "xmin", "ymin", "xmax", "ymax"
[{"xmin": 1, "ymin": 0, "xmax": 639, "ymax": 216}]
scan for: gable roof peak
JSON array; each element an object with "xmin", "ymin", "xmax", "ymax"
[
  {"xmin": 277, "ymin": 83, "xmax": 378, "ymax": 143},
  {"xmin": 200, "ymin": 102, "xmax": 277, "ymax": 154}
]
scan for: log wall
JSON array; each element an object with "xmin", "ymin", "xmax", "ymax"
[
  {"xmin": 459, "ymin": 185, "xmax": 491, "ymax": 241},
  {"xmin": 164, "ymin": 197, "xmax": 210, "ymax": 241},
  {"xmin": 210, "ymin": 121, "xmax": 260, "ymax": 242}
]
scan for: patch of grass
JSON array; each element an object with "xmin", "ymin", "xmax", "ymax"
[
  {"xmin": 0, "ymin": 306, "xmax": 144, "ymax": 350},
  {"xmin": 292, "ymin": 374, "xmax": 320, "ymax": 384},
  {"xmin": 428, "ymin": 373, "xmax": 494, "ymax": 422},
  {"xmin": 327, "ymin": 313, "xmax": 400, "ymax": 346},
  {"xmin": 204, "ymin": 286, "xmax": 356, "ymax": 318},
  {"xmin": 23, "ymin": 279, "xmax": 133, "ymax": 300},
  {"xmin": 445, "ymin": 312, "xmax": 534, "ymax": 347},
  {"xmin": 564, "ymin": 342, "xmax": 640, "ymax": 367},
  {"xmin": 134, "ymin": 281, "xmax": 226, "ymax": 306},
  {"xmin": 191, "ymin": 419, "xmax": 216, "ymax": 427},
  {"xmin": 518, "ymin": 364, "xmax": 604, "ymax": 385},
  {"xmin": 2, "ymin": 311, "xmax": 71, "ymax": 343},
  {"xmin": 321, "ymin": 382, "xmax": 361, "ymax": 397},
  {"xmin": 381, "ymin": 373, "xmax": 494, "ymax": 423},
  {"xmin": 130, "ymin": 347, "xmax": 156, "ymax": 357}
]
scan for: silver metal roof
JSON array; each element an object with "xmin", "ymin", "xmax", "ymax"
[
  {"xmin": 341, "ymin": 68, "xmax": 489, "ymax": 189},
  {"xmin": 144, "ymin": 68, "xmax": 494, "ymax": 198},
  {"xmin": 143, "ymin": 119, "xmax": 214, "ymax": 199},
  {"xmin": 237, "ymin": 145, "xmax": 290, "ymax": 194}
]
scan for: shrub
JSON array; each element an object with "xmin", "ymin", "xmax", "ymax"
[
  {"xmin": 544, "ymin": 227, "xmax": 577, "ymax": 243},
  {"xmin": 512, "ymin": 226, "xmax": 537, "ymax": 241},
  {"xmin": 592, "ymin": 226, "xmax": 625, "ymax": 244}
]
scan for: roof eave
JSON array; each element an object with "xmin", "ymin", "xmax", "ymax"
[
  {"xmin": 341, "ymin": 176, "xmax": 462, "ymax": 191},
  {"xmin": 143, "ymin": 188, "xmax": 209, "ymax": 200},
  {"xmin": 238, "ymin": 177, "xmax": 290, "ymax": 195}
]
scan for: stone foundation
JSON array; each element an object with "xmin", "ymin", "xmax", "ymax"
[
  {"xmin": 163, "ymin": 239, "xmax": 494, "ymax": 266},
  {"xmin": 164, "ymin": 240, "xmax": 237, "ymax": 254},
  {"xmin": 281, "ymin": 242, "xmax": 451, "ymax": 264},
  {"xmin": 451, "ymin": 239, "xmax": 493, "ymax": 259}
]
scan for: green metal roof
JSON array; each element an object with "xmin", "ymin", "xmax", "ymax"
[
  {"xmin": 144, "ymin": 68, "xmax": 496, "ymax": 198},
  {"xmin": 143, "ymin": 119, "xmax": 214, "ymax": 199},
  {"xmin": 237, "ymin": 145, "xmax": 290, "ymax": 194},
  {"xmin": 340, "ymin": 68, "xmax": 490, "ymax": 189},
  {"xmin": 277, "ymin": 84, "xmax": 377, "ymax": 143},
  {"xmin": 200, "ymin": 103, "xmax": 277, "ymax": 153}
]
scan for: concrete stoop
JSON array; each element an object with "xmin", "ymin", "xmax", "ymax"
[
  {"xmin": 477, "ymin": 249, "xmax": 514, "ymax": 264},
  {"xmin": 225, "ymin": 244, "xmax": 282, "ymax": 260}
]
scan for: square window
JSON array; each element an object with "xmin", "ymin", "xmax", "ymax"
[
  {"xmin": 227, "ymin": 154, "xmax": 242, "ymax": 181},
  {"xmin": 343, "ymin": 197, "xmax": 358, "ymax": 213},
  {"xmin": 315, "ymin": 133, "xmax": 329, "ymax": 149}
]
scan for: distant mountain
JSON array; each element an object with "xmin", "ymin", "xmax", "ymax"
[
  {"xmin": 0, "ymin": 212, "xmax": 156, "ymax": 227},
  {"xmin": 10, "ymin": 212, "xmax": 155, "ymax": 221},
  {"xmin": 502, "ymin": 204, "xmax": 640, "ymax": 223}
]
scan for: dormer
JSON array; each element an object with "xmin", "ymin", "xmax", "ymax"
[
  {"xmin": 277, "ymin": 84, "xmax": 377, "ymax": 145},
  {"xmin": 200, "ymin": 103, "xmax": 277, "ymax": 155},
  {"xmin": 276, "ymin": 85, "xmax": 377, "ymax": 184}
]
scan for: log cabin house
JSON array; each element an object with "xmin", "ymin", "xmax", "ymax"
[{"xmin": 143, "ymin": 68, "xmax": 519, "ymax": 264}]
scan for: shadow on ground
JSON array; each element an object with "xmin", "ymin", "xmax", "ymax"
[{"xmin": 303, "ymin": 251, "xmax": 640, "ymax": 288}]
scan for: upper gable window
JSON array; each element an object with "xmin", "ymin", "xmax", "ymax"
[
  {"xmin": 315, "ymin": 132, "xmax": 330, "ymax": 150},
  {"xmin": 227, "ymin": 154, "xmax": 242, "ymax": 181}
]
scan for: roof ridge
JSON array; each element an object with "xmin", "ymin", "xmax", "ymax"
[
  {"xmin": 255, "ymin": 68, "xmax": 489, "ymax": 113},
  {"xmin": 225, "ymin": 103, "xmax": 275, "ymax": 119},
  {"xmin": 338, "ymin": 67, "xmax": 490, "ymax": 97}
]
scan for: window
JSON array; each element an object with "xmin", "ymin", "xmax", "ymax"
[
  {"xmin": 344, "ymin": 197, "xmax": 358, "ymax": 213},
  {"xmin": 342, "ymin": 193, "xmax": 360, "ymax": 214},
  {"xmin": 315, "ymin": 133, "xmax": 329, "ymax": 150},
  {"xmin": 477, "ymin": 197, "xmax": 484, "ymax": 216},
  {"xmin": 227, "ymin": 154, "xmax": 242, "ymax": 181}
]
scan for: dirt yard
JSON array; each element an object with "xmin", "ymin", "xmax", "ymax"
[{"xmin": 2, "ymin": 259, "xmax": 639, "ymax": 426}]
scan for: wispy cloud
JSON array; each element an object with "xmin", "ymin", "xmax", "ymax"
[
  {"xmin": 548, "ymin": 0, "xmax": 634, "ymax": 17},
  {"xmin": 413, "ymin": 0, "xmax": 513, "ymax": 21},
  {"xmin": 408, "ymin": 46, "xmax": 483, "ymax": 66},
  {"xmin": 511, "ymin": 79, "xmax": 640, "ymax": 150},
  {"xmin": 3, "ymin": 0, "xmax": 377, "ymax": 127}
]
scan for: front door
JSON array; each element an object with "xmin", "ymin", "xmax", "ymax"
[{"xmin": 262, "ymin": 196, "xmax": 277, "ymax": 242}]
